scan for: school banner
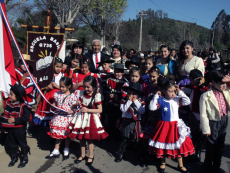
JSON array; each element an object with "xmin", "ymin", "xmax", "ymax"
[{"xmin": 27, "ymin": 32, "xmax": 65, "ymax": 89}]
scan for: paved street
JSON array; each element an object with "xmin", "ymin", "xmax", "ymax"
[{"xmin": 0, "ymin": 121, "xmax": 230, "ymax": 173}]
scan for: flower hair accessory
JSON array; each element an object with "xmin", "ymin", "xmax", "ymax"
[{"xmin": 83, "ymin": 58, "xmax": 91, "ymax": 64}]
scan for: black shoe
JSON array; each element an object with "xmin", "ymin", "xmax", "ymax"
[
  {"xmin": 18, "ymin": 145, "xmax": 30, "ymax": 168},
  {"xmin": 115, "ymin": 153, "xmax": 123, "ymax": 162},
  {"xmin": 86, "ymin": 157, "xmax": 94, "ymax": 166},
  {"xmin": 63, "ymin": 153, "xmax": 69, "ymax": 161},
  {"xmin": 8, "ymin": 154, "xmax": 18, "ymax": 167},
  {"xmin": 74, "ymin": 156, "xmax": 86, "ymax": 164},
  {"xmin": 177, "ymin": 165, "xmax": 189, "ymax": 173},
  {"xmin": 45, "ymin": 153, "xmax": 60, "ymax": 159},
  {"xmin": 18, "ymin": 157, "xmax": 28, "ymax": 168}
]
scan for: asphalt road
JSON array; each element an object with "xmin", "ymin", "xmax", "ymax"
[{"xmin": 0, "ymin": 120, "xmax": 230, "ymax": 173}]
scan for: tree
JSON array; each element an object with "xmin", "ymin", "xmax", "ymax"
[
  {"xmin": 5, "ymin": 0, "xmax": 29, "ymax": 11},
  {"xmin": 78, "ymin": 0, "xmax": 127, "ymax": 47},
  {"xmin": 34, "ymin": 0, "xmax": 90, "ymax": 28}
]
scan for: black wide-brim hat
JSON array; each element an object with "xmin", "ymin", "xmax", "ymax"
[
  {"xmin": 122, "ymin": 82, "xmax": 144, "ymax": 95},
  {"xmin": 114, "ymin": 63, "xmax": 125, "ymax": 70},
  {"xmin": 125, "ymin": 57, "xmax": 140, "ymax": 68},
  {"xmin": 9, "ymin": 84, "xmax": 26, "ymax": 102},
  {"xmin": 97, "ymin": 54, "xmax": 115, "ymax": 64}
]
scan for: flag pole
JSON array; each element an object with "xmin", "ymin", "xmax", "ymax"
[{"xmin": 0, "ymin": 4, "xmax": 68, "ymax": 112}]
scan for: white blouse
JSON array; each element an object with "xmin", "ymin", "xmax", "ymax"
[{"xmin": 180, "ymin": 56, "xmax": 205, "ymax": 77}]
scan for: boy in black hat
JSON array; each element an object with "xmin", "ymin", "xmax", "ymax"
[
  {"xmin": 115, "ymin": 82, "xmax": 145, "ymax": 163},
  {"xmin": 125, "ymin": 55, "xmax": 140, "ymax": 71},
  {"xmin": 1, "ymin": 84, "xmax": 31, "ymax": 168},
  {"xmin": 180, "ymin": 69, "xmax": 209, "ymax": 162},
  {"xmin": 97, "ymin": 55, "xmax": 115, "ymax": 125},
  {"xmin": 97, "ymin": 54, "xmax": 115, "ymax": 88},
  {"xmin": 105, "ymin": 63, "xmax": 128, "ymax": 138}
]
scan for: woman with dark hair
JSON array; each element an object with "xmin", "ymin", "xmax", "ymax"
[
  {"xmin": 177, "ymin": 40, "xmax": 205, "ymax": 86},
  {"xmin": 111, "ymin": 45, "xmax": 126, "ymax": 69},
  {"xmin": 63, "ymin": 41, "xmax": 84, "ymax": 69},
  {"xmin": 156, "ymin": 45, "xmax": 177, "ymax": 79}
]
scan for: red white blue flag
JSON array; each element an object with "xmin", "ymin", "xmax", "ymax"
[
  {"xmin": 0, "ymin": 0, "xmax": 17, "ymax": 96},
  {"xmin": 0, "ymin": 1, "xmax": 67, "ymax": 112}
]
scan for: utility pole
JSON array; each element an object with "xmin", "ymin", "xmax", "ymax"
[
  {"xmin": 212, "ymin": 25, "xmax": 215, "ymax": 47},
  {"xmin": 155, "ymin": 36, "xmax": 158, "ymax": 50},
  {"xmin": 147, "ymin": 35, "xmax": 154, "ymax": 51},
  {"xmin": 137, "ymin": 10, "xmax": 147, "ymax": 51}
]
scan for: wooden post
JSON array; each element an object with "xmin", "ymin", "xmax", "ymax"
[{"xmin": 21, "ymin": 10, "xmax": 75, "ymax": 32}]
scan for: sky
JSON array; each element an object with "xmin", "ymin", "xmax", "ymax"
[{"xmin": 123, "ymin": 0, "xmax": 230, "ymax": 29}]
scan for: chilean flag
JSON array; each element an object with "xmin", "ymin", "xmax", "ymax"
[{"xmin": 0, "ymin": 0, "xmax": 17, "ymax": 97}]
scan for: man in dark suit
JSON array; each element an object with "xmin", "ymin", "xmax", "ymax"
[{"xmin": 85, "ymin": 39, "xmax": 106, "ymax": 72}]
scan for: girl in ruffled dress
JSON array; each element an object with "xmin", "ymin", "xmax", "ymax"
[
  {"xmin": 68, "ymin": 76, "xmax": 108, "ymax": 165},
  {"xmin": 45, "ymin": 77, "xmax": 77, "ymax": 161},
  {"xmin": 148, "ymin": 76, "xmax": 194, "ymax": 173}
]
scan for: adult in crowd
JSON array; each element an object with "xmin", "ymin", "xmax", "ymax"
[
  {"xmin": 170, "ymin": 48, "xmax": 178, "ymax": 60},
  {"xmin": 156, "ymin": 45, "xmax": 177, "ymax": 79},
  {"xmin": 177, "ymin": 40, "xmax": 205, "ymax": 86},
  {"xmin": 111, "ymin": 45, "xmax": 126, "ymax": 69},
  {"xmin": 63, "ymin": 41, "xmax": 84, "ymax": 69},
  {"xmin": 206, "ymin": 47, "xmax": 223, "ymax": 72},
  {"xmin": 85, "ymin": 39, "xmax": 106, "ymax": 72}
]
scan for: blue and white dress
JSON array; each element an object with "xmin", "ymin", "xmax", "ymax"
[{"xmin": 148, "ymin": 91, "xmax": 195, "ymax": 158}]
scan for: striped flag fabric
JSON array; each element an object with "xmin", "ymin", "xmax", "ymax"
[
  {"xmin": 0, "ymin": 0, "xmax": 17, "ymax": 97},
  {"xmin": 0, "ymin": 1, "xmax": 68, "ymax": 113}
]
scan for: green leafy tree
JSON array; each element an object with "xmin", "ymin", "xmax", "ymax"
[{"xmin": 78, "ymin": 0, "xmax": 127, "ymax": 47}]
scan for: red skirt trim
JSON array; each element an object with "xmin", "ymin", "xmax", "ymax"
[
  {"xmin": 68, "ymin": 115, "xmax": 109, "ymax": 141},
  {"xmin": 47, "ymin": 132, "xmax": 69, "ymax": 139},
  {"xmin": 148, "ymin": 136, "xmax": 195, "ymax": 159}
]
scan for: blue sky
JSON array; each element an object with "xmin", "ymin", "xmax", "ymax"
[{"xmin": 123, "ymin": 0, "xmax": 230, "ymax": 29}]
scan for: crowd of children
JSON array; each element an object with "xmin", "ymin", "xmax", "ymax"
[{"xmin": 1, "ymin": 41, "xmax": 230, "ymax": 173}]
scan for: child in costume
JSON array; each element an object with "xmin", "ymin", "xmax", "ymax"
[
  {"xmin": 115, "ymin": 82, "xmax": 145, "ymax": 164},
  {"xmin": 68, "ymin": 76, "xmax": 108, "ymax": 165},
  {"xmin": 45, "ymin": 77, "xmax": 77, "ymax": 161},
  {"xmin": 63, "ymin": 54, "xmax": 81, "ymax": 78},
  {"xmin": 200, "ymin": 71, "xmax": 230, "ymax": 173},
  {"xmin": 139, "ymin": 66, "xmax": 160, "ymax": 167},
  {"xmin": 72, "ymin": 57, "xmax": 98, "ymax": 98},
  {"xmin": 148, "ymin": 76, "xmax": 194, "ymax": 173},
  {"xmin": 15, "ymin": 57, "xmax": 37, "ymax": 107},
  {"xmin": 34, "ymin": 57, "xmax": 63, "ymax": 126},
  {"xmin": 105, "ymin": 63, "xmax": 128, "ymax": 138},
  {"xmin": 142, "ymin": 57, "xmax": 155, "ymax": 83},
  {"xmin": 124, "ymin": 55, "xmax": 140, "ymax": 81},
  {"xmin": 121, "ymin": 67, "xmax": 142, "ymax": 98},
  {"xmin": 180, "ymin": 69, "xmax": 209, "ymax": 162},
  {"xmin": 1, "ymin": 84, "xmax": 31, "ymax": 168},
  {"xmin": 96, "ymin": 54, "xmax": 114, "ymax": 125}
]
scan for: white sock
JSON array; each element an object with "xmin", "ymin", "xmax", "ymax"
[
  {"xmin": 52, "ymin": 149, "xmax": 60, "ymax": 155},
  {"xmin": 63, "ymin": 148, "xmax": 69, "ymax": 156}
]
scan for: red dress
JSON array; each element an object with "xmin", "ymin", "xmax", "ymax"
[
  {"xmin": 148, "ymin": 92, "xmax": 195, "ymax": 159},
  {"xmin": 47, "ymin": 92, "xmax": 77, "ymax": 139},
  {"xmin": 34, "ymin": 72, "xmax": 63, "ymax": 126},
  {"xmin": 72, "ymin": 72, "xmax": 98, "ymax": 97},
  {"xmin": 68, "ymin": 93, "xmax": 108, "ymax": 140}
]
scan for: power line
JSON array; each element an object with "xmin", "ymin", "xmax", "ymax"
[{"xmin": 149, "ymin": 0, "xmax": 212, "ymax": 26}]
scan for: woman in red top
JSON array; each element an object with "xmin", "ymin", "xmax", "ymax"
[{"xmin": 72, "ymin": 57, "xmax": 98, "ymax": 98}]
